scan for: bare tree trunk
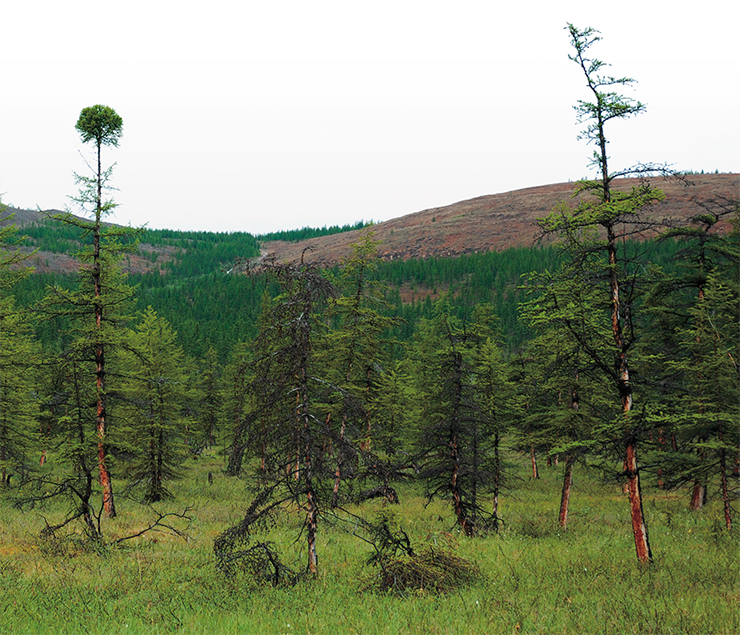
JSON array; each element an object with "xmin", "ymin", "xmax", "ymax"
[
  {"xmin": 559, "ymin": 454, "xmax": 575, "ymax": 529},
  {"xmin": 607, "ymin": 221, "xmax": 652, "ymax": 563},
  {"xmin": 625, "ymin": 440, "xmax": 652, "ymax": 562},
  {"xmin": 530, "ymin": 445, "xmax": 539, "ymax": 479},
  {"xmin": 451, "ymin": 433, "xmax": 472, "ymax": 536},
  {"xmin": 491, "ymin": 431, "xmax": 501, "ymax": 531},
  {"xmin": 306, "ymin": 484, "xmax": 319, "ymax": 574},
  {"xmin": 690, "ymin": 481, "xmax": 705, "ymax": 511},
  {"xmin": 94, "ymin": 143, "xmax": 115, "ymax": 518},
  {"xmin": 719, "ymin": 427, "xmax": 732, "ymax": 531},
  {"xmin": 720, "ymin": 453, "xmax": 732, "ymax": 531}
]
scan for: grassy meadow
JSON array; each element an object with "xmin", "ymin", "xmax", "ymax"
[{"xmin": 0, "ymin": 451, "xmax": 737, "ymax": 635}]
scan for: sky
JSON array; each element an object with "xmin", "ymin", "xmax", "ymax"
[{"xmin": 1, "ymin": 1, "xmax": 737, "ymax": 235}]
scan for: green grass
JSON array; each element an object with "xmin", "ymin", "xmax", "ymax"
[{"xmin": 0, "ymin": 452, "xmax": 737, "ymax": 634}]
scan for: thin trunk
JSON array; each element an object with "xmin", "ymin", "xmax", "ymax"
[
  {"xmin": 331, "ymin": 412, "xmax": 344, "ymax": 507},
  {"xmin": 94, "ymin": 141, "xmax": 115, "ymax": 518},
  {"xmin": 719, "ymin": 427, "xmax": 732, "ymax": 531},
  {"xmin": 720, "ymin": 450, "xmax": 732, "ymax": 531},
  {"xmin": 530, "ymin": 444, "xmax": 539, "ymax": 479},
  {"xmin": 296, "ymin": 351, "xmax": 319, "ymax": 575},
  {"xmin": 301, "ymin": 391, "xmax": 318, "ymax": 575},
  {"xmin": 690, "ymin": 481, "xmax": 705, "ymax": 511},
  {"xmin": 625, "ymin": 440, "xmax": 652, "ymax": 562},
  {"xmin": 306, "ymin": 484, "xmax": 319, "ymax": 574},
  {"xmin": 492, "ymin": 431, "xmax": 501, "ymax": 531},
  {"xmin": 559, "ymin": 454, "xmax": 575, "ymax": 529},
  {"xmin": 450, "ymin": 435, "xmax": 472, "ymax": 537},
  {"xmin": 657, "ymin": 428, "xmax": 666, "ymax": 489},
  {"xmin": 605, "ymin": 218, "xmax": 652, "ymax": 562}
]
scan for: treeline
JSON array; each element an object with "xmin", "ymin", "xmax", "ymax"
[
  {"xmin": 18, "ymin": 217, "xmax": 260, "ymax": 277},
  {"xmin": 255, "ymin": 220, "xmax": 372, "ymax": 243}
]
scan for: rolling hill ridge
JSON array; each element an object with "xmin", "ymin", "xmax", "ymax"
[{"xmin": 263, "ymin": 174, "xmax": 738, "ymax": 265}]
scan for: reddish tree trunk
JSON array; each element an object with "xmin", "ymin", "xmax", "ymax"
[
  {"xmin": 690, "ymin": 481, "xmax": 705, "ymax": 511},
  {"xmin": 530, "ymin": 445, "xmax": 539, "ymax": 480},
  {"xmin": 625, "ymin": 440, "xmax": 652, "ymax": 562},
  {"xmin": 93, "ymin": 142, "xmax": 115, "ymax": 519},
  {"xmin": 559, "ymin": 454, "xmax": 575, "ymax": 529}
]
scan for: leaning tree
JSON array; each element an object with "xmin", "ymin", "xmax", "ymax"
[{"xmin": 536, "ymin": 25, "xmax": 673, "ymax": 562}]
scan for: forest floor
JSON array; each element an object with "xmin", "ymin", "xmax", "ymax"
[{"xmin": 0, "ymin": 449, "xmax": 737, "ymax": 634}]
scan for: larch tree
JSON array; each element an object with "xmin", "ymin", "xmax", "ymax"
[
  {"xmin": 321, "ymin": 231, "xmax": 398, "ymax": 505},
  {"xmin": 0, "ymin": 205, "xmax": 39, "ymax": 487},
  {"xmin": 411, "ymin": 301, "xmax": 498, "ymax": 537},
  {"xmin": 672, "ymin": 273, "xmax": 739, "ymax": 529},
  {"xmin": 536, "ymin": 25, "xmax": 671, "ymax": 562},
  {"xmin": 42, "ymin": 105, "xmax": 135, "ymax": 518},
  {"xmin": 473, "ymin": 334, "xmax": 514, "ymax": 531},
  {"xmin": 215, "ymin": 255, "xmax": 339, "ymax": 577},
  {"xmin": 519, "ymin": 265, "xmax": 614, "ymax": 529},
  {"xmin": 196, "ymin": 346, "xmax": 222, "ymax": 450},
  {"xmin": 644, "ymin": 195, "xmax": 739, "ymax": 510},
  {"xmin": 121, "ymin": 308, "xmax": 192, "ymax": 503}
]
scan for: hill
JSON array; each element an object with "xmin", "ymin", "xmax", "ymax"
[{"xmin": 262, "ymin": 173, "xmax": 739, "ymax": 266}]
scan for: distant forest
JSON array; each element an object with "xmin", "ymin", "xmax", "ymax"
[
  {"xmin": 10, "ymin": 216, "xmax": 708, "ymax": 362},
  {"xmin": 255, "ymin": 220, "xmax": 373, "ymax": 243}
]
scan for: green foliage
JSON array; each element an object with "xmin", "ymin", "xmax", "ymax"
[
  {"xmin": 255, "ymin": 219, "xmax": 371, "ymax": 243},
  {"xmin": 119, "ymin": 308, "xmax": 192, "ymax": 502},
  {"xmin": 409, "ymin": 301, "xmax": 504, "ymax": 536},
  {"xmin": 75, "ymin": 105, "xmax": 123, "ymax": 148}
]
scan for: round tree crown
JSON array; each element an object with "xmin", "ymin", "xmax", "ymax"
[{"xmin": 75, "ymin": 105, "xmax": 123, "ymax": 147}]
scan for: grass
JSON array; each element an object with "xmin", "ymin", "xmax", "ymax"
[{"xmin": 0, "ymin": 451, "xmax": 737, "ymax": 634}]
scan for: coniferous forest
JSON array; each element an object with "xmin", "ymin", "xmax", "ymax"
[{"xmin": 0, "ymin": 25, "xmax": 738, "ymax": 635}]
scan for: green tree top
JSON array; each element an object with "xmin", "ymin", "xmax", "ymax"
[{"xmin": 75, "ymin": 105, "xmax": 123, "ymax": 148}]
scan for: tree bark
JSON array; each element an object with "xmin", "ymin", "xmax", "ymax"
[
  {"xmin": 625, "ymin": 440, "xmax": 652, "ymax": 562},
  {"xmin": 492, "ymin": 431, "xmax": 501, "ymax": 531},
  {"xmin": 559, "ymin": 454, "xmax": 575, "ymax": 529},
  {"xmin": 93, "ymin": 141, "xmax": 115, "ymax": 518},
  {"xmin": 720, "ymin": 450, "xmax": 732, "ymax": 531},
  {"xmin": 690, "ymin": 481, "xmax": 705, "ymax": 511}
]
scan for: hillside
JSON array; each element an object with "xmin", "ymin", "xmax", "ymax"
[{"xmin": 263, "ymin": 173, "xmax": 739, "ymax": 266}]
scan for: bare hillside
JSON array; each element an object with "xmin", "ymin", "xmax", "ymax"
[{"xmin": 263, "ymin": 174, "xmax": 738, "ymax": 265}]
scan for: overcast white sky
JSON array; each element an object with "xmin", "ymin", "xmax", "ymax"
[{"xmin": 1, "ymin": 1, "xmax": 737, "ymax": 234}]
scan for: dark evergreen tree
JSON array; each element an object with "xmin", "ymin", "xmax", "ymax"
[
  {"xmin": 196, "ymin": 346, "xmax": 222, "ymax": 450},
  {"xmin": 411, "ymin": 301, "xmax": 498, "ymax": 536},
  {"xmin": 121, "ymin": 308, "xmax": 191, "ymax": 502},
  {"xmin": 321, "ymin": 231, "xmax": 398, "ymax": 505},
  {"xmin": 216, "ymin": 255, "xmax": 339, "ymax": 575}
]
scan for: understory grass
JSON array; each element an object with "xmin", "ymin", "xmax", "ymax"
[{"xmin": 0, "ymin": 451, "xmax": 737, "ymax": 634}]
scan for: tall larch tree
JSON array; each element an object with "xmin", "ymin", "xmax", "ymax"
[
  {"xmin": 43, "ymin": 105, "xmax": 135, "ymax": 518},
  {"xmin": 537, "ymin": 25, "xmax": 670, "ymax": 562}
]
